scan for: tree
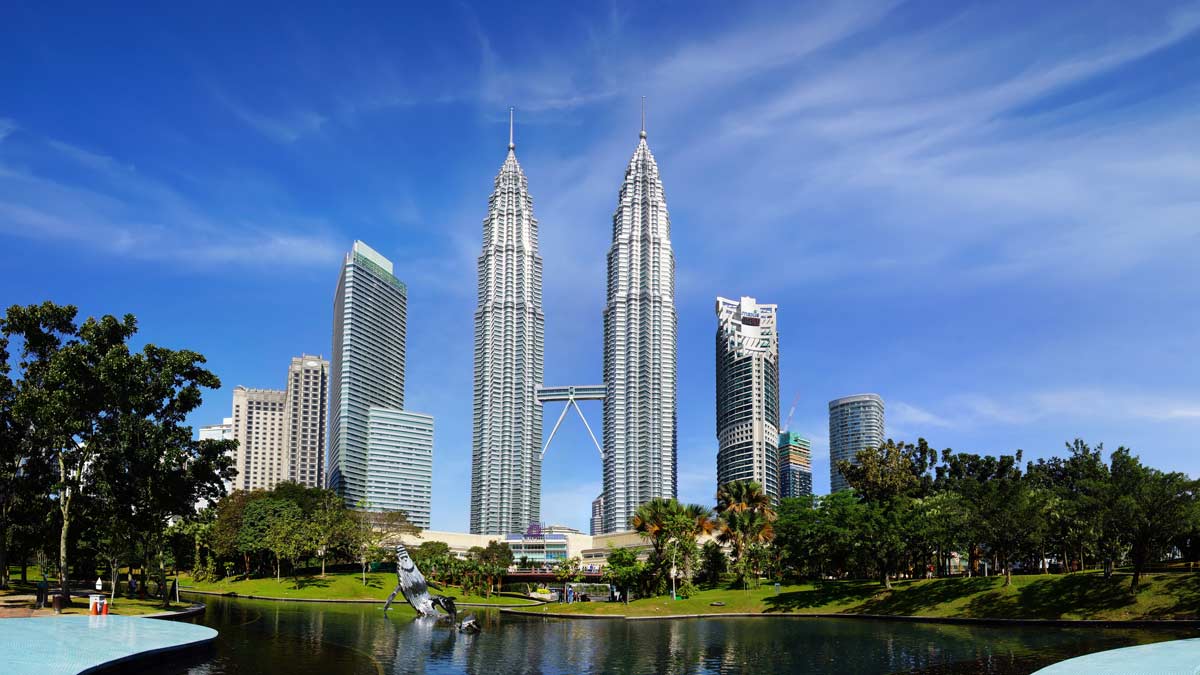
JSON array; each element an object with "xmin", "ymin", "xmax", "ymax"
[
  {"xmin": 699, "ymin": 540, "xmax": 727, "ymax": 586},
  {"xmin": 6, "ymin": 302, "xmax": 130, "ymax": 597},
  {"xmin": 554, "ymin": 556, "xmax": 583, "ymax": 584},
  {"xmin": 263, "ymin": 501, "xmax": 306, "ymax": 580},
  {"xmin": 309, "ymin": 490, "xmax": 353, "ymax": 577},
  {"xmin": 1107, "ymin": 447, "xmax": 1196, "ymax": 592},
  {"xmin": 350, "ymin": 506, "xmax": 419, "ymax": 585},
  {"xmin": 474, "ymin": 540, "xmax": 514, "ymax": 597},
  {"xmin": 602, "ymin": 546, "xmax": 644, "ymax": 604},
  {"xmin": 715, "ymin": 481, "xmax": 776, "ymax": 588}
]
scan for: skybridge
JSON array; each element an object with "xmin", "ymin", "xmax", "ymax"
[{"xmin": 536, "ymin": 385, "xmax": 606, "ymax": 459}]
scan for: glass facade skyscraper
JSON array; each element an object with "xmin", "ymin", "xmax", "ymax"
[
  {"xmin": 778, "ymin": 431, "xmax": 813, "ymax": 498},
  {"xmin": 715, "ymin": 296, "xmax": 780, "ymax": 498},
  {"xmin": 601, "ymin": 125, "xmax": 677, "ymax": 534},
  {"xmin": 828, "ymin": 393, "xmax": 884, "ymax": 492},
  {"xmin": 366, "ymin": 407, "xmax": 433, "ymax": 528},
  {"xmin": 328, "ymin": 241, "xmax": 411, "ymax": 509}
]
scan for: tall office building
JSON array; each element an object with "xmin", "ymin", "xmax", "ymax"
[
  {"xmin": 329, "ymin": 241, "xmax": 412, "ymax": 510},
  {"xmin": 470, "ymin": 116, "xmax": 545, "ymax": 535},
  {"xmin": 715, "ymin": 296, "xmax": 780, "ymax": 498},
  {"xmin": 778, "ymin": 431, "xmax": 813, "ymax": 498},
  {"xmin": 828, "ymin": 393, "xmax": 885, "ymax": 492},
  {"xmin": 601, "ymin": 119, "xmax": 677, "ymax": 533},
  {"xmin": 286, "ymin": 355, "xmax": 328, "ymax": 488},
  {"xmin": 590, "ymin": 494, "xmax": 604, "ymax": 536},
  {"xmin": 231, "ymin": 386, "xmax": 289, "ymax": 491},
  {"xmin": 366, "ymin": 408, "xmax": 434, "ymax": 528}
]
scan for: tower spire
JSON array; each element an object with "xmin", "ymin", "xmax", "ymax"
[
  {"xmin": 508, "ymin": 107, "xmax": 515, "ymax": 151},
  {"xmin": 640, "ymin": 97, "xmax": 646, "ymax": 139}
]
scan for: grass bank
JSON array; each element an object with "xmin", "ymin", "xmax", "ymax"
[
  {"xmin": 509, "ymin": 573, "xmax": 1200, "ymax": 621},
  {"xmin": 178, "ymin": 570, "xmax": 536, "ymax": 606}
]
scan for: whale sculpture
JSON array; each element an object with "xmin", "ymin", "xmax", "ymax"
[{"xmin": 383, "ymin": 543, "xmax": 479, "ymax": 632}]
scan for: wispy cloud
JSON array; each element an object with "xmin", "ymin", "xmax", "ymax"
[
  {"xmin": 0, "ymin": 118, "xmax": 16, "ymax": 143},
  {"xmin": 212, "ymin": 87, "xmax": 328, "ymax": 144},
  {"xmin": 0, "ymin": 128, "xmax": 342, "ymax": 266}
]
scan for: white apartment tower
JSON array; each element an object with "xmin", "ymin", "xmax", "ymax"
[
  {"xmin": 828, "ymin": 393, "xmax": 885, "ymax": 492},
  {"xmin": 601, "ymin": 118, "xmax": 678, "ymax": 533},
  {"xmin": 329, "ymin": 241, "xmax": 413, "ymax": 509},
  {"xmin": 470, "ymin": 114, "xmax": 545, "ymax": 535},
  {"xmin": 715, "ymin": 296, "xmax": 780, "ymax": 498},
  {"xmin": 286, "ymin": 355, "xmax": 328, "ymax": 488},
  {"xmin": 231, "ymin": 386, "xmax": 289, "ymax": 490}
]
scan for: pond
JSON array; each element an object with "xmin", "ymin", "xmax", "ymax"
[{"xmin": 173, "ymin": 594, "xmax": 1194, "ymax": 674}]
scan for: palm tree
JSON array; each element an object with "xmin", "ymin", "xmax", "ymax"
[{"xmin": 715, "ymin": 481, "xmax": 776, "ymax": 587}]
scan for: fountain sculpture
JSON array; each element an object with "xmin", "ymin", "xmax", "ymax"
[{"xmin": 383, "ymin": 543, "xmax": 479, "ymax": 633}]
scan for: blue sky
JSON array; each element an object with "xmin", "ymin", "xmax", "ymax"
[{"xmin": 2, "ymin": 2, "xmax": 1198, "ymax": 532}]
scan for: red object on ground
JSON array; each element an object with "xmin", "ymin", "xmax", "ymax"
[
  {"xmin": 89, "ymin": 600, "xmax": 97, "ymax": 616},
  {"xmin": 101, "ymin": 599, "xmax": 109, "ymax": 615}
]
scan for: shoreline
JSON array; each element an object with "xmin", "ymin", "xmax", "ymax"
[
  {"xmin": 179, "ymin": 587, "xmax": 543, "ymax": 608},
  {"xmin": 177, "ymin": 587, "xmax": 1200, "ymax": 628},
  {"xmin": 499, "ymin": 606, "xmax": 1200, "ymax": 628}
]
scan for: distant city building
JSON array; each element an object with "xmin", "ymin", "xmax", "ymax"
[
  {"xmin": 231, "ymin": 386, "xmax": 289, "ymax": 490},
  {"xmin": 778, "ymin": 431, "xmax": 813, "ymax": 498},
  {"xmin": 470, "ymin": 117, "xmax": 545, "ymax": 535},
  {"xmin": 715, "ymin": 296, "xmax": 780, "ymax": 498},
  {"xmin": 365, "ymin": 408, "xmax": 433, "ymax": 528},
  {"xmin": 828, "ymin": 393, "xmax": 885, "ymax": 492},
  {"xmin": 590, "ymin": 493, "xmax": 604, "ymax": 536},
  {"xmin": 198, "ymin": 417, "xmax": 234, "ymax": 442},
  {"xmin": 286, "ymin": 355, "xmax": 328, "ymax": 488},
  {"xmin": 329, "ymin": 241, "xmax": 415, "ymax": 511},
  {"xmin": 601, "ymin": 119, "xmax": 677, "ymax": 533},
  {"xmin": 198, "ymin": 417, "xmax": 235, "ymax": 502}
]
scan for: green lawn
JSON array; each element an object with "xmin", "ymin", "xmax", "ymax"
[
  {"xmin": 179, "ymin": 570, "xmax": 536, "ymax": 606},
  {"xmin": 511, "ymin": 573, "xmax": 1200, "ymax": 621}
]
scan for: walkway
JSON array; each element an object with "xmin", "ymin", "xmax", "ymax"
[{"xmin": 0, "ymin": 614, "xmax": 217, "ymax": 674}]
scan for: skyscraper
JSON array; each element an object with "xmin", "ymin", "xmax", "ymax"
[
  {"xmin": 366, "ymin": 408, "xmax": 434, "ymax": 528},
  {"xmin": 715, "ymin": 296, "xmax": 780, "ymax": 498},
  {"xmin": 601, "ymin": 116, "xmax": 677, "ymax": 533},
  {"xmin": 231, "ymin": 386, "xmax": 288, "ymax": 491},
  {"xmin": 286, "ymin": 354, "xmax": 328, "ymax": 488},
  {"xmin": 590, "ymin": 493, "xmax": 604, "ymax": 536},
  {"xmin": 828, "ymin": 393, "xmax": 885, "ymax": 492},
  {"xmin": 470, "ymin": 113, "xmax": 545, "ymax": 535},
  {"xmin": 329, "ymin": 240, "xmax": 410, "ymax": 509},
  {"xmin": 778, "ymin": 431, "xmax": 813, "ymax": 498}
]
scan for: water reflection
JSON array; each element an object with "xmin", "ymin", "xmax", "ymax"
[{"xmin": 180, "ymin": 594, "xmax": 1194, "ymax": 675}]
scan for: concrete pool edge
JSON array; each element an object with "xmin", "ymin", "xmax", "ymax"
[{"xmin": 0, "ymin": 613, "xmax": 218, "ymax": 675}]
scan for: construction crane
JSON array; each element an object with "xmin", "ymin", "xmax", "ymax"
[{"xmin": 782, "ymin": 391, "xmax": 801, "ymax": 433}]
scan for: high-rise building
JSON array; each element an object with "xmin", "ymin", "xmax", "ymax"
[
  {"xmin": 590, "ymin": 493, "xmax": 604, "ymax": 536},
  {"xmin": 231, "ymin": 386, "xmax": 289, "ymax": 490},
  {"xmin": 778, "ymin": 431, "xmax": 813, "ymax": 498},
  {"xmin": 601, "ymin": 118, "xmax": 677, "ymax": 534},
  {"xmin": 715, "ymin": 296, "xmax": 780, "ymax": 498},
  {"xmin": 365, "ymin": 407, "xmax": 434, "ymax": 528},
  {"xmin": 470, "ymin": 115, "xmax": 545, "ymax": 535},
  {"xmin": 286, "ymin": 355, "xmax": 328, "ymax": 488},
  {"xmin": 828, "ymin": 393, "xmax": 885, "ymax": 492},
  {"xmin": 329, "ymin": 241, "xmax": 411, "ymax": 509}
]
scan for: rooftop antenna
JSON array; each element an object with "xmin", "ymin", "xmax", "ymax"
[
  {"xmin": 640, "ymin": 96, "xmax": 646, "ymax": 139},
  {"xmin": 508, "ymin": 107, "xmax": 515, "ymax": 150}
]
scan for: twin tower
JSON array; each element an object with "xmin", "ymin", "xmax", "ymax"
[{"xmin": 470, "ymin": 111, "xmax": 677, "ymax": 535}]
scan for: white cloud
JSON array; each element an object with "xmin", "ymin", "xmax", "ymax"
[{"xmin": 0, "ymin": 130, "xmax": 343, "ymax": 267}]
